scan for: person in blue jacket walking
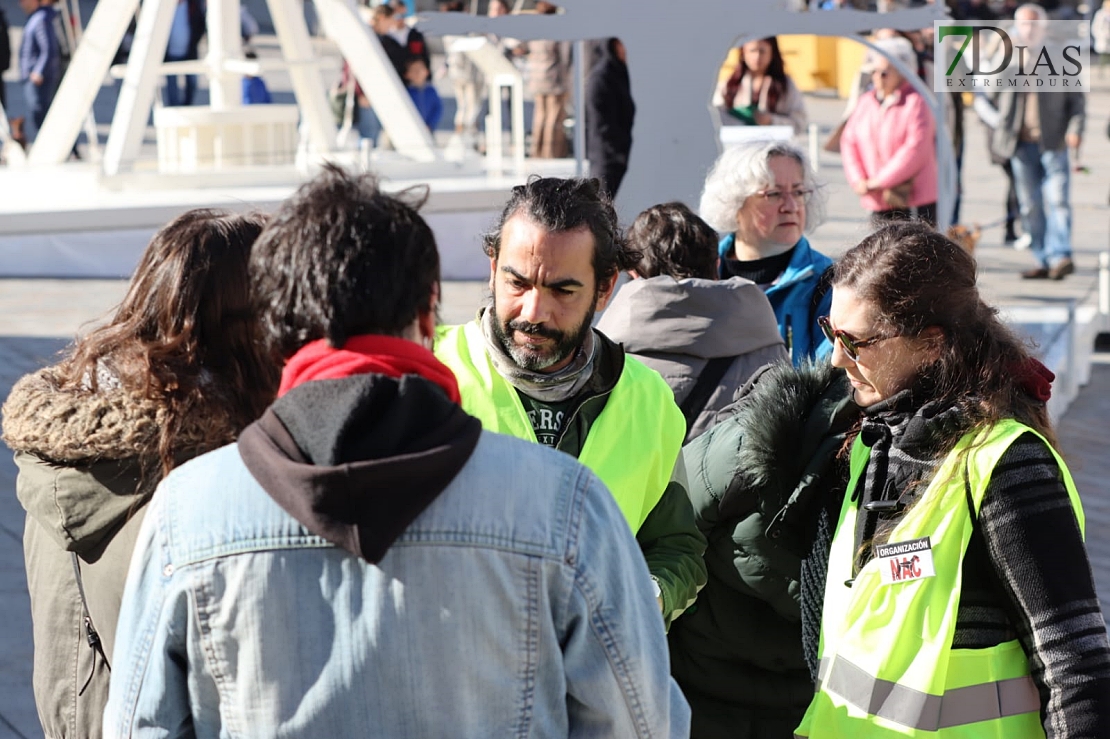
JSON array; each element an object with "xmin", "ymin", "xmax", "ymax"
[
  {"xmin": 18, "ymin": 0, "xmax": 60, "ymax": 141},
  {"xmin": 403, "ymin": 57, "xmax": 442, "ymax": 133},
  {"xmin": 699, "ymin": 139, "xmax": 834, "ymax": 365}
]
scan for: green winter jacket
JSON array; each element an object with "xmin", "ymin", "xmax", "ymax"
[
  {"xmin": 1, "ymin": 367, "xmax": 240, "ymax": 739},
  {"xmin": 668, "ymin": 361, "xmax": 858, "ymax": 739}
]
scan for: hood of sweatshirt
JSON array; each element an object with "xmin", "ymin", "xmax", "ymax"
[
  {"xmin": 597, "ymin": 275, "xmax": 784, "ymax": 360},
  {"xmin": 237, "ymin": 373, "xmax": 482, "ymax": 563}
]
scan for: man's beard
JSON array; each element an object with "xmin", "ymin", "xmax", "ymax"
[{"xmin": 491, "ymin": 294, "xmax": 597, "ymax": 372}]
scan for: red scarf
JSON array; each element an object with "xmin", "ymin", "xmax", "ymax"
[
  {"xmin": 278, "ymin": 335, "xmax": 460, "ymax": 403},
  {"xmin": 1012, "ymin": 357, "xmax": 1055, "ymax": 403}
]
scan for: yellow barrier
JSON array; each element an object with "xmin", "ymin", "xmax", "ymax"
[
  {"xmin": 836, "ymin": 36, "xmax": 869, "ymax": 99},
  {"xmin": 713, "ymin": 35, "xmax": 884, "ymax": 99},
  {"xmin": 778, "ymin": 34, "xmax": 839, "ymax": 92}
]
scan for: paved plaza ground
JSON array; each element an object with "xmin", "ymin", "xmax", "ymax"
[{"xmin": 2, "ymin": 20, "xmax": 1110, "ymax": 739}]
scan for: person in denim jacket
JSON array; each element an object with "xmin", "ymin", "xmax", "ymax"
[{"xmin": 103, "ymin": 165, "xmax": 690, "ymax": 739}]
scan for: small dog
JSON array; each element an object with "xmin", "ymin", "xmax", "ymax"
[{"xmin": 946, "ymin": 223, "xmax": 981, "ymax": 254}]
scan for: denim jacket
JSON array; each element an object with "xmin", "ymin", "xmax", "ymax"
[{"xmin": 103, "ymin": 432, "xmax": 690, "ymax": 738}]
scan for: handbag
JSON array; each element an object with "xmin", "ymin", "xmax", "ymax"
[
  {"xmin": 882, "ymin": 180, "xmax": 914, "ymax": 209},
  {"xmin": 728, "ymin": 104, "xmax": 758, "ymax": 126},
  {"xmin": 823, "ymin": 119, "xmax": 847, "ymax": 153},
  {"xmin": 330, "ymin": 84, "xmax": 359, "ymax": 127}
]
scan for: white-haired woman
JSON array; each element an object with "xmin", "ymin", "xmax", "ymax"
[{"xmin": 700, "ymin": 139, "xmax": 832, "ymax": 365}]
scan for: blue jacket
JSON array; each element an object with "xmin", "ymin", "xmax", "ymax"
[
  {"xmin": 19, "ymin": 6, "xmax": 59, "ymax": 82},
  {"xmin": 104, "ymin": 432, "xmax": 690, "ymax": 738},
  {"xmin": 718, "ymin": 234, "xmax": 834, "ymax": 365},
  {"xmin": 241, "ymin": 76, "xmax": 271, "ymax": 104},
  {"xmin": 407, "ymin": 83, "xmax": 443, "ymax": 131}
]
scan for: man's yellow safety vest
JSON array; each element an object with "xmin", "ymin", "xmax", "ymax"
[
  {"xmin": 436, "ymin": 321, "xmax": 684, "ymax": 533},
  {"xmin": 796, "ymin": 419, "xmax": 1082, "ymax": 738}
]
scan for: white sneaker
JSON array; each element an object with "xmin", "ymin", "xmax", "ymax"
[{"xmin": 1013, "ymin": 233, "xmax": 1032, "ymax": 251}]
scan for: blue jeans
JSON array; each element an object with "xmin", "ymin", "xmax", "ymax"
[
  {"xmin": 1010, "ymin": 142, "xmax": 1072, "ymax": 268},
  {"xmin": 163, "ymin": 55, "xmax": 197, "ymax": 107},
  {"xmin": 356, "ymin": 105, "xmax": 381, "ymax": 145},
  {"xmin": 22, "ymin": 76, "xmax": 58, "ymax": 140}
]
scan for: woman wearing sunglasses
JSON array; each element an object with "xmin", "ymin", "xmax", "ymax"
[
  {"xmin": 797, "ymin": 222, "xmax": 1110, "ymax": 737},
  {"xmin": 700, "ymin": 139, "xmax": 834, "ymax": 366},
  {"xmin": 839, "ymin": 36, "xmax": 938, "ymax": 227}
]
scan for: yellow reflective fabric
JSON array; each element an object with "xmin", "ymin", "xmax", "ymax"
[
  {"xmin": 796, "ymin": 420, "xmax": 1083, "ymax": 738},
  {"xmin": 435, "ymin": 322, "xmax": 685, "ymax": 533}
]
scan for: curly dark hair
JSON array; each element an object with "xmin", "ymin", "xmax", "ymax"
[
  {"xmin": 834, "ymin": 222, "xmax": 1057, "ymax": 448},
  {"xmin": 483, "ymin": 176, "xmax": 640, "ymax": 291},
  {"xmin": 627, "ymin": 202, "xmax": 719, "ymax": 280},
  {"xmin": 250, "ymin": 163, "xmax": 439, "ymax": 360},
  {"xmin": 56, "ymin": 209, "xmax": 278, "ymax": 475}
]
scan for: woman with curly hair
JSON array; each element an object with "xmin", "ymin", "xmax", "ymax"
[
  {"xmin": 797, "ymin": 222, "xmax": 1110, "ymax": 737},
  {"xmin": 1, "ymin": 209, "xmax": 278, "ymax": 739}
]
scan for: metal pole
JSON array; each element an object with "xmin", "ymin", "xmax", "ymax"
[
  {"xmin": 1099, "ymin": 251, "xmax": 1110, "ymax": 321},
  {"xmin": 1065, "ymin": 298, "xmax": 1078, "ymax": 408},
  {"xmin": 66, "ymin": 0, "xmax": 103, "ymax": 161},
  {"xmin": 808, "ymin": 122, "xmax": 820, "ymax": 172},
  {"xmin": 573, "ymin": 39, "xmax": 585, "ymax": 177}
]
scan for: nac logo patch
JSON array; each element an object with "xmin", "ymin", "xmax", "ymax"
[{"xmin": 876, "ymin": 536, "xmax": 936, "ymax": 586}]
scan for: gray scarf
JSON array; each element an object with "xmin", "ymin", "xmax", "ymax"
[
  {"xmin": 852, "ymin": 391, "xmax": 965, "ymax": 574},
  {"xmin": 480, "ymin": 308, "xmax": 599, "ymax": 403}
]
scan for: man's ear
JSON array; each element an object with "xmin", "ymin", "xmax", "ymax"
[
  {"xmin": 595, "ymin": 273, "xmax": 619, "ymax": 312},
  {"xmin": 488, "ymin": 257, "xmax": 497, "ymax": 293},
  {"xmin": 419, "ymin": 283, "xmax": 440, "ymax": 348}
]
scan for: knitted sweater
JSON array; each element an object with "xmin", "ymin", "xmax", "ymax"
[{"xmin": 848, "ymin": 396, "xmax": 1110, "ymax": 738}]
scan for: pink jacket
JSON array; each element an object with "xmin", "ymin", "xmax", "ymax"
[{"xmin": 841, "ymin": 83, "xmax": 937, "ymax": 212}]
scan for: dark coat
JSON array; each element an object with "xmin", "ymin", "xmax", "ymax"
[
  {"xmin": 380, "ymin": 33, "xmax": 409, "ymax": 79},
  {"xmin": 669, "ymin": 361, "xmax": 858, "ymax": 739},
  {"xmin": 585, "ymin": 39, "xmax": 635, "ymax": 198}
]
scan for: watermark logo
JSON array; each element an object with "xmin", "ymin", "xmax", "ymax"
[{"xmin": 934, "ymin": 20, "xmax": 1090, "ymax": 92}]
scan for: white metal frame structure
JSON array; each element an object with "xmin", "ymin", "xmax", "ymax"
[
  {"xmin": 447, "ymin": 35, "xmax": 525, "ymax": 172},
  {"xmin": 419, "ymin": 3, "xmax": 948, "ymax": 220},
  {"xmin": 30, "ymin": 0, "xmax": 437, "ymax": 175}
]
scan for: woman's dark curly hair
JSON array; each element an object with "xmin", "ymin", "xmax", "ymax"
[
  {"xmin": 834, "ymin": 222, "xmax": 1057, "ymax": 449},
  {"xmin": 56, "ymin": 209, "xmax": 278, "ymax": 474}
]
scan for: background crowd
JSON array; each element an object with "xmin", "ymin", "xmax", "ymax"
[{"xmin": 0, "ymin": 0, "xmax": 1095, "ymax": 279}]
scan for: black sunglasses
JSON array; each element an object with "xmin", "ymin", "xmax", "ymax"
[{"xmin": 817, "ymin": 315, "xmax": 894, "ymax": 362}]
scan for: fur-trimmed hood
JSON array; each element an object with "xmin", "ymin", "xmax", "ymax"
[
  {"xmin": 2, "ymin": 367, "xmax": 236, "ymax": 463},
  {"xmin": 2, "ymin": 367, "xmax": 240, "ymax": 553},
  {"xmin": 721, "ymin": 361, "xmax": 856, "ymax": 523},
  {"xmin": 684, "ymin": 360, "xmax": 858, "ymax": 558}
]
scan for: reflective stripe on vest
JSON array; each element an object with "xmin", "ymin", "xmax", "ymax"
[
  {"xmin": 811, "ymin": 654, "xmax": 1039, "ymax": 732},
  {"xmin": 796, "ymin": 420, "xmax": 1083, "ymax": 738},
  {"xmin": 435, "ymin": 321, "xmax": 685, "ymax": 532}
]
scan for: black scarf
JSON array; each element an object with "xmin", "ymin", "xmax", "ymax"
[
  {"xmin": 851, "ymin": 390, "xmax": 966, "ymax": 574},
  {"xmin": 801, "ymin": 390, "xmax": 966, "ymax": 680}
]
